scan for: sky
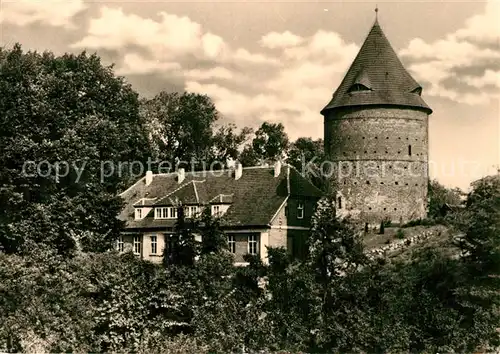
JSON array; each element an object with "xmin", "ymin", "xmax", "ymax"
[{"xmin": 0, "ymin": 0, "xmax": 499, "ymax": 190}]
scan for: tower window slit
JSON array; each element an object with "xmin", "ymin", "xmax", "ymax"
[
  {"xmin": 408, "ymin": 145, "xmax": 412, "ymax": 156},
  {"xmin": 338, "ymin": 196, "xmax": 342, "ymax": 209}
]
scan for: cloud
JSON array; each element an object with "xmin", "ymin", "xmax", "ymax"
[
  {"xmin": 0, "ymin": 0, "xmax": 86, "ymax": 28},
  {"xmin": 400, "ymin": 0, "xmax": 500, "ymax": 104},
  {"xmin": 71, "ymin": 4, "xmax": 393, "ymax": 140},
  {"xmin": 72, "ymin": 8, "xmax": 206, "ymax": 55},
  {"xmin": 259, "ymin": 31, "xmax": 303, "ymax": 49},
  {"xmin": 455, "ymin": 0, "xmax": 500, "ymax": 45},
  {"xmin": 71, "ymin": 6, "xmax": 358, "ymax": 139},
  {"xmin": 116, "ymin": 53, "xmax": 181, "ymax": 76}
]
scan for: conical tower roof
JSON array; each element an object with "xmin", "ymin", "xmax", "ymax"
[{"xmin": 321, "ymin": 18, "xmax": 432, "ymax": 115}]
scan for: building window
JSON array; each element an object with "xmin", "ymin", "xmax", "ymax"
[
  {"xmin": 150, "ymin": 235, "xmax": 157, "ymax": 255},
  {"xmin": 135, "ymin": 208, "xmax": 142, "ymax": 219},
  {"xmin": 408, "ymin": 145, "xmax": 412, "ymax": 156},
  {"xmin": 156, "ymin": 207, "xmax": 176, "ymax": 219},
  {"xmin": 228, "ymin": 235, "xmax": 236, "ymax": 253},
  {"xmin": 337, "ymin": 196, "xmax": 342, "ymax": 209},
  {"xmin": 248, "ymin": 234, "xmax": 258, "ymax": 255},
  {"xmin": 297, "ymin": 202, "xmax": 304, "ymax": 219},
  {"xmin": 116, "ymin": 236, "xmax": 124, "ymax": 252},
  {"xmin": 133, "ymin": 236, "xmax": 141, "ymax": 255},
  {"xmin": 212, "ymin": 205, "xmax": 220, "ymax": 216},
  {"xmin": 190, "ymin": 206, "xmax": 198, "ymax": 217}
]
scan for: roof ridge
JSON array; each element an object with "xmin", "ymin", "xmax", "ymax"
[
  {"xmin": 193, "ymin": 180, "xmax": 200, "ymax": 203},
  {"xmin": 141, "ymin": 164, "xmax": 284, "ymax": 179}
]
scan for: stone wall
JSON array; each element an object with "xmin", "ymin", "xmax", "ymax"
[
  {"xmin": 366, "ymin": 226, "xmax": 447, "ymax": 259},
  {"xmin": 324, "ymin": 105, "xmax": 429, "ymax": 224}
]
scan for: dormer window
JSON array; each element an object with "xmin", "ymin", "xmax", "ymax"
[
  {"xmin": 210, "ymin": 203, "xmax": 230, "ymax": 217},
  {"xmin": 297, "ymin": 202, "xmax": 304, "ymax": 219},
  {"xmin": 411, "ymin": 87, "xmax": 422, "ymax": 96},
  {"xmin": 185, "ymin": 206, "xmax": 199, "ymax": 218},
  {"xmin": 348, "ymin": 83, "xmax": 370, "ymax": 93},
  {"xmin": 155, "ymin": 207, "xmax": 179, "ymax": 219},
  {"xmin": 135, "ymin": 208, "xmax": 142, "ymax": 220}
]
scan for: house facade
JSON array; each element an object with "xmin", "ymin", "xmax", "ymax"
[{"xmin": 118, "ymin": 162, "xmax": 323, "ymax": 265}]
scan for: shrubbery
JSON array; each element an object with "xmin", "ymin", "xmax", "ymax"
[{"xmin": 1, "ymin": 179, "xmax": 500, "ymax": 352}]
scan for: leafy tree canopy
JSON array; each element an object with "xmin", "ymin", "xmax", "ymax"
[{"xmin": 0, "ymin": 44, "xmax": 150, "ymax": 254}]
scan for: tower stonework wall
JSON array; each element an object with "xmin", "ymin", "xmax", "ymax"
[{"xmin": 324, "ymin": 106, "xmax": 429, "ymax": 224}]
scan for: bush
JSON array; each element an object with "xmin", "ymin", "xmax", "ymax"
[
  {"xmin": 402, "ymin": 218, "xmax": 437, "ymax": 228},
  {"xmin": 395, "ymin": 229, "xmax": 405, "ymax": 239}
]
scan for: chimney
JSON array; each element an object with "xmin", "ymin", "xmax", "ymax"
[
  {"xmin": 235, "ymin": 162, "xmax": 243, "ymax": 180},
  {"xmin": 177, "ymin": 168, "xmax": 185, "ymax": 184},
  {"xmin": 274, "ymin": 160, "xmax": 282, "ymax": 177},
  {"xmin": 145, "ymin": 170, "xmax": 153, "ymax": 186}
]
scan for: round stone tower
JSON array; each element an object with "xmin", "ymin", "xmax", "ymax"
[{"xmin": 321, "ymin": 17, "xmax": 433, "ymax": 225}]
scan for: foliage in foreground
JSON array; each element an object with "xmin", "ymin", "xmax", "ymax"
[{"xmin": 2, "ymin": 177, "xmax": 500, "ymax": 353}]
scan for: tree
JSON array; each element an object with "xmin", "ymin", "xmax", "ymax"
[
  {"xmin": 164, "ymin": 205, "xmax": 197, "ymax": 267},
  {"xmin": 263, "ymin": 248, "xmax": 317, "ymax": 351},
  {"xmin": 239, "ymin": 145, "xmax": 261, "ymax": 167},
  {"xmin": 210, "ymin": 124, "xmax": 253, "ymax": 165},
  {"xmin": 199, "ymin": 207, "xmax": 227, "ymax": 255},
  {"xmin": 428, "ymin": 179, "xmax": 464, "ymax": 219},
  {"xmin": 287, "ymin": 137, "xmax": 324, "ymax": 172},
  {"xmin": 240, "ymin": 122, "xmax": 289, "ymax": 166},
  {"xmin": 306, "ymin": 195, "xmax": 367, "ymax": 351},
  {"xmin": 140, "ymin": 91, "xmax": 219, "ymax": 168},
  {"xmin": 140, "ymin": 92, "xmax": 252, "ymax": 170},
  {"xmin": 287, "ymin": 137, "xmax": 328, "ymax": 191},
  {"xmin": 0, "ymin": 44, "xmax": 150, "ymax": 254}
]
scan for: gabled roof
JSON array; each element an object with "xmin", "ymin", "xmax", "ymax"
[
  {"xmin": 119, "ymin": 165, "xmax": 323, "ymax": 229},
  {"xmin": 321, "ymin": 19, "xmax": 432, "ymax": 115}
]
